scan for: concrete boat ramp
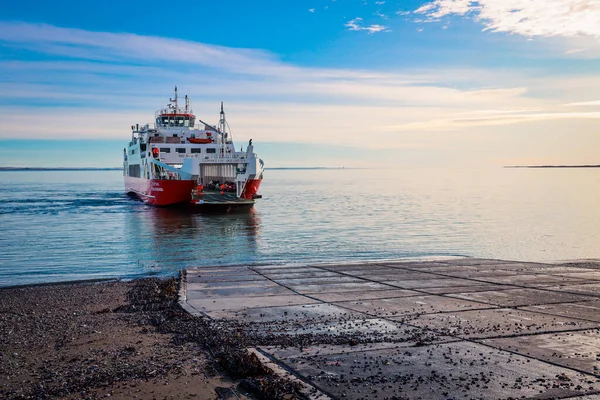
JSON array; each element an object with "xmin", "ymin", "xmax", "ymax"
[{"xmin": 181, "ymin": 258, "xmax": 600, "ymax": 399}]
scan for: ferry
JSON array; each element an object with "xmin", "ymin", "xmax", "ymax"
[{"xmin": 123, "ymin": 87, "xmax": 264, "ymax": 208}]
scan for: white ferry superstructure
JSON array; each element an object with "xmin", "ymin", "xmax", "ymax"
[{"xmin": 123, "ymin": 87, "xmax": 264, "ymax": 208}]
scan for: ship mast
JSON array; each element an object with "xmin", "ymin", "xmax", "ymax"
[
  {"xmin": 170, "ymin": 86, "xmax": 178, "ymax": 113},
  {"xmin": 219, "ymin": 102, "xmax": 227, "ymax": 156}
]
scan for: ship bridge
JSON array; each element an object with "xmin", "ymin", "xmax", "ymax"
[{"xmin": 156, "ymin": 113, "xmax": 196, "ymax": 128}]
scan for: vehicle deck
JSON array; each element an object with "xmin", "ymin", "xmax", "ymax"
[{"xmin": 191, "ymin": 190, "xmax": 255, "ymax": 206}]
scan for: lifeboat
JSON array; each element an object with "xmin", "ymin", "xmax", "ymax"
[{"xmin": 187, "ymin": 137, "xmax": 212, "ymax": 144}]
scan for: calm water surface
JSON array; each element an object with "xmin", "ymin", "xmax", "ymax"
[{"xmin": 1, "ymin": 168, "xmax": 600, "ymax": 286}]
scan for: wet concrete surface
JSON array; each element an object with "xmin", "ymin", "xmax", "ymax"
[{"xmin": 183, "ymin": 258, "xmax": 600, "ymax": 399}]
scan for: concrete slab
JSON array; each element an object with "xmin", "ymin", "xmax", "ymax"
[
  {"xmin": 552, "ymin": 272, "xmax": 600, "ymax": 281},
  {"xmin": 340, "ymin": 271, "xmax": 445, "ymax": 281},
  {"xmin": 260, "ymin": 342, "xmax": 408, "ymax": 359},
  {"xmin": 185, "ymin": 283, "xmax": 296, "ymax": 298},
  {"xmin": 186, "ymin": 273, "xmax": 268, "ymax": 283},
  {"xmin": 186, "ymin": 294, "xmax": 319, "ymax": 313},
  {"xmin": 381, "ymin": 261, "xmax": 453, "ymax": 268},
  {"xmin": 260, "ymin": 333, "xmax": 459, "ymax": 360},
  {"xmin": 521, "ymin": 301, "xmax": 600, "ymax": 323},
  {"xmin": 254, "ymin": 271, "xmax": 343, "ymax": 280},
  {"xmin": 181, "ymin": 258, "xmax": 600, "ymax": 399},
  {"xmin": 252, "ymin": 266, "xmax": 331, "ymax": 273},
  {"xmin": 542, "ymin": 283, "xmax": 600, "ymax": 297},
  {"xmin": 448, "ymin": 288, "xmax": 593, "ymax": 307},
  {"xmin": 354, "ymin": 269, "xmax": 452, "ymax": 282},
  {"xmin": 385, "ymin": 264, "xmax": 482, "ymax": 273},
  {"xmin": 270, "ymin": 276, "xmax": 366, "ymax": 286},
  {"xmin": 337, "ymin": 295, "xmax": 493, "ymax": 318},
  {"xmin": 319, "ymin": 267, "xmax": 397, "ymax": 276},
  {"xmin": 274, "ymin": 340, "xmax": 600, "ymax": 400},
  {"xmin": 473, "ymin": 273, "xmax": 590, "ymax": 286},
  {"xmin": 250, "ymin": 318, "xmax": 413, "ymax": 342},
  {"xmin": 187, "ymin": 266, "xmax": 254, "ymax": 274},
  {"xmin": 446, "ymin": 258, "xmax": 551, "ymax": 269},
  {"xmin": 432, "ymin": 269, "xmax": 529, "ymax": 279},
  {"xmin": 523, "ymin": 267, "xmax": 600, "ymax": 275},
  {"xmin": 209, "ymin": 303, "xmax": 362, "ymax": 322},
  {"xmin": 408, "ymin": 308, "xmax": 600, "ymax": 339},
  {"xmin": 314, "ymin": 263, "xmax": 392, "ymax": 271},
  {"xmin": 189, "ymin": 280, "xmax": 274, "ymax": 289},
  {"xmin": 436, "ymin": 258, "xmax": 523, "ymax": 266},
  {"xmin": 289, "ymin": 281, "xmax": 393, "ymax": 294},
  {"xmin": 483, "ymin": 329, "xmax": 600, "ymax": 375},
  {"xmin": 310, "ymin": 289, "xmax": 421, "ymax": 303},
  {"xmin": 417, "ymin": 283, "xmax": 509, "ymax": 295},
  {"xmin": 385, "ymin": 277, "xmax": 484, "ymax": 290}
]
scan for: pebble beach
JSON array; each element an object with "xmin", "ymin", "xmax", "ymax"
[{"xmin": 0, "ymin": 278, "xmax": 302, "ymax": 399}]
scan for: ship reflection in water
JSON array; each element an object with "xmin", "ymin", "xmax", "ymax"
[{"xmin": 124, "ymin": 206, "xmax": 261, "ymax": 277}]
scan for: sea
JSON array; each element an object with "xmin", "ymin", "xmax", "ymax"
[{"xmin": 1, "ymin": 167, "xmax": 600, "ymax": 287}]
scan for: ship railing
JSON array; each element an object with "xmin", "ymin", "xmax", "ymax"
[{"xmin": 202, "ymin": 154, "xmax": 246, "ymax": 161}]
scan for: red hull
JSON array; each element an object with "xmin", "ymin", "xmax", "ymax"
[
  {"xmin": 125, "ymin": 177, "xmax": 262, "ymax": 207},
  {"xmin": 125, "ymin": 176, "xmax": 196, "ymax": 206},
  {"xmin": 241, "ymin": 179, "xmax": 262, "ymax": 199}
]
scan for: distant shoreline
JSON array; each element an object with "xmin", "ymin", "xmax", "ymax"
[
  {"xmin": 0, "ymin": 167, "xmax": 122, "ymax": 171},
  {"xmin": 505, "ymin": 165, "xmax": 600, "ymax": 168},
  {"xmin": 0, "ymin": 166, "xmax": 348, "ymax": 171}
]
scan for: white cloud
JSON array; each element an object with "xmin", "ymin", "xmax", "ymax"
[
  {"xmin": 566, "ymin": 100, "xmax": 600, "ymax": 106},
  {"xmin": 2, "ymin": 22, "xmax": 600, "ymax": 167},
  {"xmin": 345, "ymin": 17, "xmax": 388, "ymax": 33},
  {"xmin": 381, "ymin": 110, "xmax": 600, "ymax": 132},
  {"xmin": 414, "ymin": 0, "xmax": 600, "ymax": 39},
  {"xmin": 308, "ymin": 8, "xmax": 315, "ymax": 13}
]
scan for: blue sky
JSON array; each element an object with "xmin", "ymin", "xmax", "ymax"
[{"xmin": 1, "ymin": 0, "xmax": 600, "ymax": 167}]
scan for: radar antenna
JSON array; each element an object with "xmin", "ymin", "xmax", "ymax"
[{"xmin": 169, "ymin": 86, "xmax": 178, "ymax": 113}]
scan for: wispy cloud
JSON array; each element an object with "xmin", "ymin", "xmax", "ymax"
[
  {"xmin": 415, "ymin": 0, "xmax": 600, "ymax": 39},
  {"xmin": 345, "ymin": 17, "xmax": 388, "ymax": 33},
  {"xmin": 381, "ymin": 110, "xmax": 600, "ymax": 132},
  {"xmin": 1, "ymin": 22, "xmax": 600, "ymax": 165},
  {"xmin": 566, "ymin": 100, "xmax": 600, "ymax": 106}
]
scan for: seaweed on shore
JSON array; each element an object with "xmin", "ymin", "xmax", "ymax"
[{"xmin": 119, "ymin": 278, "xmax": 308, "ymax": 400}]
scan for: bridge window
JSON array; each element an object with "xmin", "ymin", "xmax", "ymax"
[
  {"xmin": 128, "ymin": 164, "xmax": 140, "ymax": 178},
  {"xmin": 160, "ymin": 148, "xmax": 170, "ymax": 153},
  {"xmin": 176, "ymin": 148, "xmax": 186, "ymax": 154},
  {"xmin": 191, "ymin": 148, "xmax": 202, "ymax": 154},
  {"xmin": 206, "ymin": 148, "xmax": 216, "ymax": 154}
]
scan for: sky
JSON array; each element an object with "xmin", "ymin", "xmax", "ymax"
[{"xmin": 1, "ymin": 0, "xmax": 600, "ymax": 168}]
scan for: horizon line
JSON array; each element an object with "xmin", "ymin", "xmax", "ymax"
[{"xmin": 0, "ymin": 166, "xmax": 356, "ymax": 171}]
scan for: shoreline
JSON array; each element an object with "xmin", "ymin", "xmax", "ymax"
[
  {"xmin": 5, "ymin": 258, "xmax": 600, "ymax": 399},
  {"xmin": 0, "ymin": 277, "xmax": 302, "ymax": 400}
]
